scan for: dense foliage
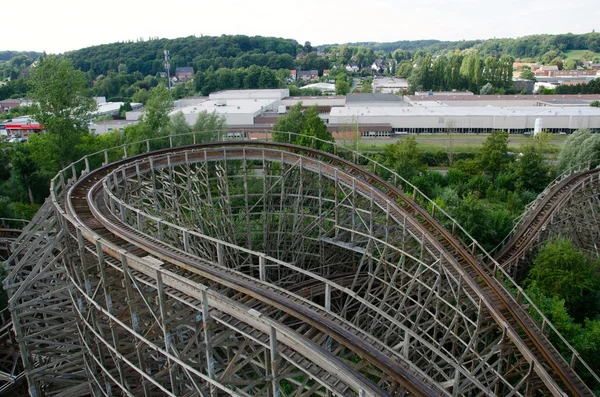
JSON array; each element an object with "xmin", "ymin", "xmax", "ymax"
[
  {"xmin": 194, "ymin": 66, "xmax": 280, "ymax": 96},
  {"xmin": 272, "ymin": 103, "xmax": 334, "ymax": 151},
  {"xmin": 556, "ymin": 129, "xmax": 600, "ymax": 172},
  {"xmin": 65, "ymin": 35, "xmax": 300, "ymax": 77},
  {"xmin": 0, "ymin": 51, "xmax": 42, "ymax": 62},
  {"xmin": 555, "ymin": 79, "xmax": 600, "ymax": 94},
  {"xmin": 331, "ymin": 32, "xmax": 600, "ymax": 60}
]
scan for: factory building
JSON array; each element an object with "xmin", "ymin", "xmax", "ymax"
[
  {"xmin": 329, "ymin": 106, "xmax": 600, "ymax": 137},
  {"xmin": 170, "ymin": 89, "xmax": 288, "ymax": 126}
]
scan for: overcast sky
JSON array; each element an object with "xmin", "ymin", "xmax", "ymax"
[{"xmin": 8, "ymin": 0, "xmax": 600, "ymax": 54}]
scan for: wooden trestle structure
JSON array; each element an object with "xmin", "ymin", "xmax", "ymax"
[{"xmin": 2, "ymin": 134, "xmax": 600, "ymax": 396}]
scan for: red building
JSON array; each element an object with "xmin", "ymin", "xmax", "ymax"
[{"xmin": 0, "ymin": 122, "xmax": 42, "ymax": 138}]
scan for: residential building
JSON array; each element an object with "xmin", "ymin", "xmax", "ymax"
[
  {"xmin": 323, "ymin": 69, "xmax": 330, "ymax": 76},
  {"xmin": 346, "ymin": 64, "xmax": 359, "ymax": 73},
  {"xmin": 0, "ymin": 99, "xmax": 21, "ymax": 113},
  {"xmin": 371, "ymin": 59, "xmax": 385, "ymax": 73},
  {"xmin": 297, "ymin": 70, "xmax": 319, "ymax": 82},
  {"xmin": 175, "ymin": 67, "xmax": 194, "ymax": 82},
  {"xmin": 535, "ymin": 65, "xmax": 559, "ymax": 77},
  {"xmin": 552, "ymin": 70, "xmax": 598, "ymax": 77},
  {"xmin": 289, "ymin": 70, "xmax": 297, "ymax": 80}
]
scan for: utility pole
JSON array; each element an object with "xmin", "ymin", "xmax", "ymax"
[{"xmin": 164, "ymin": 50, "xmax": 171, "ymax": 90}]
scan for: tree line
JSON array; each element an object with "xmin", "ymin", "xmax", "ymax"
[
  {"xmin": 330, "ymin": 32, "xmax": 600, "ymax": 61},
  {"xmin": 408, "ymin": 52, "xmax": 515, "ymax": 93},
  {"xmin": 65, "ymin": 35, "xmax": 301, "ymax": 77}
]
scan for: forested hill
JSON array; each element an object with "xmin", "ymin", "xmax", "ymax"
[
  {"xmin": 65, "ymin": 35, "xmax": 300, "ymax": 77},
  {"xmin": 0, "ymin": 51, "xmax": 43, "ymax": 62},
  {"xmin": 326, "ymin": 32, "xmax": 600, "ymax": 59},
  {"xmin": 325, "ymin": 40, "xmax": 482, "ymax": 54}
]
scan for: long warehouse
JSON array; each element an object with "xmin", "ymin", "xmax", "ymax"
[{"xmin": 328, "ymin": 106, "xmax": 600, "ymax": 136}]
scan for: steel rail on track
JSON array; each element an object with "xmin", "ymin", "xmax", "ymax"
[
  {"xmin": 39, "ymin": 131, "xmax": 599, "ymax": 395},
  {"xmin": 64, "ymin": 143, "xmax": 580, "ymax": 394}
]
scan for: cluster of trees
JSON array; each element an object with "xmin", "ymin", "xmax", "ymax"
[
  {"xmin": 408, "ymin": 52, "xmax": 514, "ymax": 93},
  {"xmin": 378, "ymin": 131, "xmax": 554, "ymax": 250},
  {"xmin": 272, "ymin": 103, "xmax": 333, "ymax": 151},
  {"xmin": 0, "ymin": 56, "xmax": 229, "ymax": 218},
  {"xmin": 65, "ymin": 35, "xmax": 301, "ymax": 77},
  {"xmin": 193, "ymin": 66, "xmax": 280, "ymax": 96},
  {"xmin": 555, "ymin": 78, "xmax": 600, "ymax": 95},
  {"xmin": 524, "ymin": 239, "xmax": 600, "ymax": 379},
  {"xmin": 335, "ymin": 32, "xmax": 600, "ymax": 62}
]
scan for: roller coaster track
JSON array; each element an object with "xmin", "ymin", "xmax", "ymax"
[
  {"xmin": 494, "ymin": 165, "xmax": 600, "ymax": 276},
  {"xmin": 0, "ymin": 220, "xmax": 28, "ymax": 396},
  {"xmin": 4, "ymin": 133, "xmax": 600, "ymax": 396}
]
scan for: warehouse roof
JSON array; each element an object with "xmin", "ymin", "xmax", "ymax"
[
  {"xmin": 330, "ymin": 106, "xmax": 600, "ymax": 118},
  {"xmin": 171, "ymin": 98, "xmax": 277, "ymax": 116},
  {"xmin": 406, "ymin": 94, "xmax": 600, "ymax": 102},
  {"xmin": 346, "ymin": 93, "xmax": 402, "ymax": 103}
]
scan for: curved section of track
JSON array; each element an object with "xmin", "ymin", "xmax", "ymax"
[
  {"xmin": 46, "ymin": 141, "xmax": 595, "ymax": 396},
  {"xmin": 495, "ymin": 166, "xmax": 600, "ymax": 275}
]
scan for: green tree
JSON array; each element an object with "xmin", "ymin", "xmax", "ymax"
[
  {"xmin": 556, "ymin": 129, "xmax": 600, "ymax": 172},
  {"xmin": 479, "ymin": 130, "xmax": 510, "ymax": 182},
  {"xmin": 382, "ymin": 136, "xmax": 424, "ymax": 179},
  {"xmin": 192, "ymin": 110, "xmax": 227, "ymax": 143},
  {"xmin": 296, "ymin": 107, "xmax": 333, "ymax": 151},
  {"xmin": 272, "ymin": 103, "xmax": 333, "ymax": 151},
  {"xmin": 132, "ymin": 88, "xmax": 150, "ymax": 104},
  {"xmin": 9, "ymin": 144, "xmax": 41, "ymax": 204},
  {"xmin": 527, "ymin": 238, "xmax": 600, "ymax": 317},
  {"xmin": 514, "ymin": 133, "xmax": 552, "ymax": 192},
  {"xmin": 169, "ymin": 111, "xmax": 191, "ymax": 136},
  {"xmin": 480, "ymin": 82, "xmax": 494, "ymax": 95},
  {"xmin": 273, "ymin": 103, "xmax": 305, "ymax": 143},
  {"xmin": 396, "ymin": 61, "xmax": 413, "ymax": 78},
  {"xmin": 143, "ymin": 83, "xmax": 173, "ymax": 133},
  {"xmin": 335, "ymin": 75, "xmax": 350, "ymax": 95},
  {"xmin": 30, "ymin": 55, "xmax": 97, "ymax": 167},
  {"xmin": 591, "ymin": 100, "xmax": 600, "ymax": 107},
  {"xmin": 519, "ymin": 68, "xmax": 536, "ymax": 81}
]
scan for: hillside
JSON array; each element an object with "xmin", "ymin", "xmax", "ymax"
[
  {"xmin": 65, "ymin": 35, "xmax": 300, "ymax": 77},
  {"xmin": 0, "ymin": 51, "xmax": 42, "ymax": 62}
]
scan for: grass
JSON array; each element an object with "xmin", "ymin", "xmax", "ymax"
[
  {"xmin": 354, "ymin": 133, "xmax": 567, "ymax": 153},
  {"xmin": 563, "ymin": 49, "xmax": 600, "ymax": 60}
]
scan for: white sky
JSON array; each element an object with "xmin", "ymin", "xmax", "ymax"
[{"xmin": 7, "ymin": 0, "xmax": 600, "ymax": 54}]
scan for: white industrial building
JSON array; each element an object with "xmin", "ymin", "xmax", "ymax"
[
  {"xmin": 372, "ymin": 77, "xmax": 408, "ymax": 94},
  {"xmin": 300, "ymin": 83, "xmax": 336, "ymax": 94},
  {"xmin": 329, "ymin": 106, "xmax": 600, "ymax": 136},
  {"xmin": 170, "ymin": 89, "xmax": 288, "ymax": 126}
]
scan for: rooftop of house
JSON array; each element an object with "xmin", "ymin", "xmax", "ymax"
[
  {"xmin": 175, "ymin": 67, "xmax": 194, "ymax": 73},
  {"xmin": 297, "ymin": 70, "xmax": 319, "ymax": 75},
  {"xmin": 539, "ymin": 65, "xmax": 559, "ymax": 71}
]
